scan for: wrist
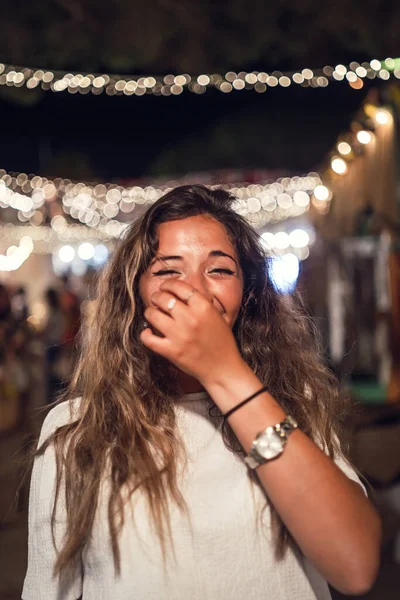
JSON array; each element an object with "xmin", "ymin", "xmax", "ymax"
[
  {"xmin": 201, "ymin": 357, "xmax": 255, "ymax": 394},
  {"xmin": 201, "ymin": 359, "xmax": 268, "ymax": 414}
]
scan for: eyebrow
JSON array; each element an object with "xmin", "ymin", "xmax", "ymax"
[{"xmin": 151, "ymin": 250, "xmax": 238, "ymax": 266}]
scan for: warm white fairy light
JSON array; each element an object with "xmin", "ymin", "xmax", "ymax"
[
  {"xmin": 375, "ymin": 109, "xmax": 390, "ymax": 124},
  {"xmin": 337, "ymin": 141, "xmax": 352, "ymax": 156},
  {"xmin": 293, "ymin": 190, "xmax": 310, "ymax": 207},
  {"xmin": 335, "ymin": 64, "xmax": 347, "ymax": 76},
  {"xmin": 277, "ymin": 193, "xmax": 292, "ymax": 209},
  {"xmin": 355, "ymin": 67, "xmax": 366, "ymax": 78},
  {"xmin": 58, "ymin": 245, "xmax": 75, "ymax": 263},
  {"xmin": 261, "ymin": 232, "xmax": 276, "ymax": 248},
  {"xmin": 274, "ymin": 231, "xmax": 290, "ymax": 249},
  {"xmin": 357, "ymin": 130, "xmax": 373, "ymax": 144},
  {"xmin": 331, "ymin": 157, "xmax": 347, "ymax": 174},
  {"xmin": 78, "ymin": 242, "xmax": 95, "ymax": 260},
  {"xmin": 370, "ymin": 59, "xmax": 382, "ymax": 71},
  {"xmin": 314, "ymin": 185, "xmax": 331, "ymax": 201},
  {"xmin": 289, "ymin": 229, "xmax": 309, "ymax": 248},
  {"xmin": 318, "ymin": 102, "xmax": 394, "ymax": 215}
]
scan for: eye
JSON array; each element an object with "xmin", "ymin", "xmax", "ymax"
[
  {"xmin": 209, "ymin": 268, "xmax": 235, "ymax": 275},
  {"xmin": 153, "ymin": 269, "xmax": 180, "ymax": 276}
]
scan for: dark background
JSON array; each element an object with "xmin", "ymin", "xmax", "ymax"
[{"xmin": 1, "ymin": 0, "xmax": 399, "ymax": 181}]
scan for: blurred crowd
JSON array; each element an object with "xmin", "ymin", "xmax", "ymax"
[{"xmin": 0, "ymin": 276, "xmax": 81, "ymax": 434}]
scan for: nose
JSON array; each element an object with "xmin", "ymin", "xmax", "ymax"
[{"xmin": 184, "ymin": 272, "xmax": 213, "ymax": 303}]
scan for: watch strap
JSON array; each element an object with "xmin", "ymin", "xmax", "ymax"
[
  {"xmin": 244, "ymin": 447, "xmax": 265, "ymax": 469},
  {"xmin": 275, "ymin": 415, "xmax": 298, "ymax": 439}
]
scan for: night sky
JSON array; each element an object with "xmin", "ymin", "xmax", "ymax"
[{"xmin": 0, "ymin": 76, "xmax": 371, "ymax": 182}]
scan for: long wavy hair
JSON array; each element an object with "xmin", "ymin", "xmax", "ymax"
[{"xmin": 38, "ymin": 184, "xmax": 350, "ymax": 579}]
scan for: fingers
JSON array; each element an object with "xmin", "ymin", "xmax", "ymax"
[
  {"xmin": 144, "ymin": 306, "xmax": 175, "ymax": 336},
  {"xmin": 159, "ymin": 279, "xmax": 201, "ymax": 306},
  {"xmin": 150, "ymin": 291, "xmax": 186, "ymax": 317},
  {"xmin": 140, "ymin": 325, "xmax": 172, "ymax": 356}
]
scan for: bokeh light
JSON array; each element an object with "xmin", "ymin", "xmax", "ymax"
[
  {"xmin": 314, "ymin": 185, "xmax": 331, "ymax": 201},
  {"xmin": 375, "ymin": 109, "xmax": 390, "ymax": 124},
  {"xmin": 78, "ymin": 242, "xmax": 95, "ymax": 260},
  {"xmin": 269, "ymin": 254, "xmax": 300, "ymax": 294},
  {"xmin": 331, "ymin": 157, "xmax": 348, "ymax": 174},
  {"xmin": 357, "ymin": 130, "xmax": 373, "ymax": 144},
  {"xmin": 337, "ymin": 142, "xmax": 352, "ymax": 155},
  {"xmin": 58, "ymin": 245, "xmax": 75, "ymax": 263}
]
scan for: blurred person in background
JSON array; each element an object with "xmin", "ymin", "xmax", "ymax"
[
  {"xmin": 0, "ymin": 283, "xmax": 17, "ymax": 431},
  {"xmin": 0, "ymin": 282, "xmax": 14, "ymax": 337},
  {"xmin": 0, "ymin": 283, "xmax": 30, "ymax": 431},
  {"xmin": 11, "ymin": 285, "xmax": 29, "ymax": 324},
  {"xmin": 43, "ymin": 288, "xmax": 65, "ymax": 405},
  {"xmin": 23, "ymin": 186, "xmax": 381, "ymax": 599}
]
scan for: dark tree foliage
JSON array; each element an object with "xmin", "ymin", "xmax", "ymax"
[{"xmin": 1, "ymin": 0, "xmax": 399, "ymax": 73}]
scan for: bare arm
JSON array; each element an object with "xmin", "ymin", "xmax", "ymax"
[{"xmin": 205, "ymin": 360, "xmax": 382, "ymax": 596}]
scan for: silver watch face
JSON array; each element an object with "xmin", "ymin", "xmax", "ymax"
[{"xmin": 256, "ymin": 428, "xmax": 284, "ymax": 460}]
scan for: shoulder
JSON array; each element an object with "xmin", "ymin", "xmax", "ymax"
[{"xmin": 38, "ymin": 397, "xmax": 82, "ymax": 446}]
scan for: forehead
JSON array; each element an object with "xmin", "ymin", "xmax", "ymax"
[{"xmin": 156, "ymin": 215, "xmax": 236, "ymax": 254}]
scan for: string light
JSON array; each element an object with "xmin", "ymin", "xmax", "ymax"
[
  {"xmin": 0, "ymin": 213, "xmax": 317, "ymax": 270},
  {"xmin": 0, "ymin": 57, "xmax": 398, "ymax": 96},
  {"xmin": 0, "ymin": 223, "xmax": 112, "ymax": 257},
  {"xmin": 260, "ymin": 227, "xmax": 313, "ymax": 261},
  {"xmin": 0, "ymin": 169, "xmax": 325, "ymax": 228},
  {"xmin": 289, "ymin": 229, "xmax": 310, "ymax": 248},
  {"xmin": 320, "ymin": 103, "xmax": 393, "ymax": 204}
]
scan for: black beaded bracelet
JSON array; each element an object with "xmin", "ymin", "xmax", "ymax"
[{"xmin": 223, "ymin": 385, "xmax": 269, "ymax": 421}]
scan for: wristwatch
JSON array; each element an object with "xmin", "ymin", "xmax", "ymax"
[{"xmin": 244, "ymin": 415, "xmax": 298, "ymax": 469}]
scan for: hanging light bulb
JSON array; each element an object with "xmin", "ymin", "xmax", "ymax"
[
  {"xmin": 314, "ymin": 185, "xmax": 331, "ymax": 201},
  {"xmin": 357, "ymin": 130, "xmax": 373, "ymax": 144},
  {"xmin": 375, "ymin": 109, "xmax": 390, "ymax": 124},
  {"xmin": 337, "ymin": 141, "xmax": 352, "ymax": 155},
  {"xmin": 331, "ymin": 157, "xmax": 347, "ymax": 174}
]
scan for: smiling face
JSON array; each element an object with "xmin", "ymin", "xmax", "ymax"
[{"xmin": 139, "ymin": 214, "xmax": 244, "ymax": 328}]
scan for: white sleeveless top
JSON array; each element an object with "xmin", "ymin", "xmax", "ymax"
[{"xmin": 22, "ymin": 393, "xmax": 366, "ymax": 600}]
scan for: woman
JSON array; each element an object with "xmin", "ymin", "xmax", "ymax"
[{"xmin": 23, "ymin": 185, "xmax": 381, "ymax": 599}]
